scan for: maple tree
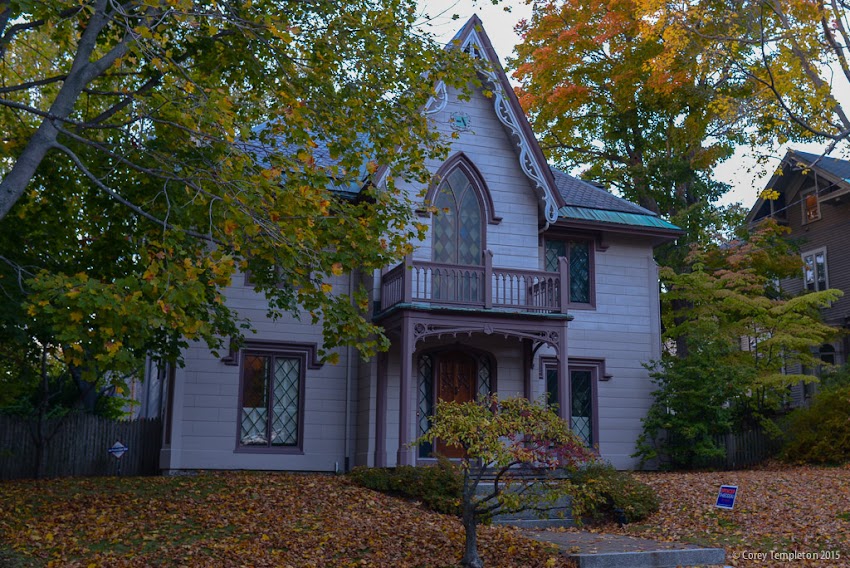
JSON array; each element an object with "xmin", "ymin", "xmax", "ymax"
[
  {"xmin": 636, "ymin": 220, "xmax": 842, "ymax": 468},
  {"xmin": 637, "ymin": 0, "xmax": 850, "ymax": 154},
  {"xmin": 417, "ymin": 396, "xmax": 594, "ymax": 568},
  {"xmin": 0, "ymin": 1, "xmax": 478, "ymax": 417},
  {"xmin": 511, "ymin": 0, "xmax": 743, "ymax": 266}
]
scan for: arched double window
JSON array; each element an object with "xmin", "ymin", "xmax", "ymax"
[{"xmin": 428, "ymin": 154, "xmax": 498, "ymax": 266}]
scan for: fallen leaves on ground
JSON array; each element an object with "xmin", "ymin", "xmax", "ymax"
[
  {"xmin": 0, "ymin": 472, "xmax": 573, "ymax": 567},
  {"xmin": 603, "ymin": 463, "xmax": 850, "ymax": 567}
]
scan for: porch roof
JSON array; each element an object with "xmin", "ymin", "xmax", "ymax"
[
  {"xmin": 373, "ymin": 302, "xmax": 574, "ymax": 322},
  {"xmin": 557, "ymin": 205, "xmax": 681, "ymax": 231}
]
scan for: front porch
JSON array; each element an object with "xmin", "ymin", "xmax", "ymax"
[{"xmin": 372, "ymin": 307, "xmax": 572, "ymax": 467}]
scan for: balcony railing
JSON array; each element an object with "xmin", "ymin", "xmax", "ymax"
[{"xmin": 379, "ymin": 250, "xmax": 568, "ymax": 314}]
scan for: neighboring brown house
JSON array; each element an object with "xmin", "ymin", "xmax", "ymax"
[{"xmin": 747, "ymin": 149, "xmax": 850, "ymax": 401}]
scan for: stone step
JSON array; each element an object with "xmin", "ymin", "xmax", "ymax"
[{"xmin": 525, "ymin": 530, "xmax": 727, "ymax": 568}]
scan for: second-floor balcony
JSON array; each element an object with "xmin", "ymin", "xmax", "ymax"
[{"xmin": 379, "ymin": 250, "xmax": 568, "ymax": 314}]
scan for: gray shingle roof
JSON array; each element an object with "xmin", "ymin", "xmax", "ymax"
[
  {"xmin": 551, "ymin": 168, "xmax": 657, "ymax": 215},
  {"xmin": 789, "ymin": 150, "xmax": 850, "ymax": 182}
]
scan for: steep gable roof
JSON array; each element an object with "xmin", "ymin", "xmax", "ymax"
[
  {"xmin": 747, "ymin": 149, "xmax": 850, "ymax": 225},
  {"xmin": 790, "ymin": 150, "xmax": 850, "ymax": 181},
  {"xmin": 444, "ymin": 15, "xmax": 566, "ymax": 226}
]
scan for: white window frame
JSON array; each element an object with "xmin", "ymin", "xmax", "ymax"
[{"xmin": 802, "ymin": 247, "xmax": 828, "ymax": 292}]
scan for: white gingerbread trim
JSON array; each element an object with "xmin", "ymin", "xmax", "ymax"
[
  {"xmin": 423, "ymin": 81, "xmax": 448, "ymax": 115},
  {"xmin": 462, "ymin": 33, "xmax": 560, "ymax": 225}
]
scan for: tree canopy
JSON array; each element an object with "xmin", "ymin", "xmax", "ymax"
[
  {"xmin": 0, "ymin": 0, "xmax": 475, "ymax": 411},
  {"xmin": 417, "ymin": 395, "xmax": 594, "ymax": 568},
  {"xmin": 511, "ymin": 0, "xmax": 745, "ymax": 259},
  {"xmin": 637, "ymin": 0, "xmax": 850, "ymax": 154},
  {"xmin": 636, "ymin": 220, "xmax": 842, "ymax": 468}
]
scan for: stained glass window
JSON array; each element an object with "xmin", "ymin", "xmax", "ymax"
[
  {"xmin": 570, "ymin": 369, "xmax": 593, "ymax": 447},
  {"xmin": 432, "ymin": 168, "xmax": 482, "ymax": 266},
  {"xmin": 240, "ymin": 352, "xmax": 301, "ymax": 448},
  {"xmin": 544, "ymin": 362, "xmax": 595, "ymax": 448},
  {"xmin": 418, "ymin": 354, "xmax": 434, "ymax": 458},
  {"xmin": 544, "ymin": 239, "xmax": 591, "ymax": 304}
]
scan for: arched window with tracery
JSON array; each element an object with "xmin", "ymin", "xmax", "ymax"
[{"xmin": 432, "ymin": 166, "xmax": 483, "ymax": 266}]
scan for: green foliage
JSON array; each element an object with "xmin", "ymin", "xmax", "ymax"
[
  {"xmin": 569, "ymin": 463, "xmax": 660, "ymax": 524},
  {"xmin": 636, "ymin": 220, "xmax": 842, "ymax": 469},
  {"xmin": 349, "ymin": 458, "xmax": 462, "ymax": 515},
  {"xmin": 0, "ymin": 1, "xmax": 479, "ymax": 414},
  {"xmin": 416, "ymin": 396, "xmax": 595, "ymax": 567},
  {"xmin": 635, "ymin": 347, "xmax": 749, "ymax": 470},
  {"xmin": 781, "ymin": 386, "xmax": 850, "ymax": 465},
  {"xmin": 818, "ymin": 363, "xmax": 850, "ymax": 392}
]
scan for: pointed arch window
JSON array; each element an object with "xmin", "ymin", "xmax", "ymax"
[{"xmin": 431, "ymin": 159, "xmax": 491, "ymax": 266}]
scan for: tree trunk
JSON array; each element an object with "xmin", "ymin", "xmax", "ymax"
[
  {"xmin": 460, "ymin": 467, "xmax": 484, "ymax": 568},
  {"xmin": 461, "ymin": 503, "xmax": 483, "ymax": 568}
]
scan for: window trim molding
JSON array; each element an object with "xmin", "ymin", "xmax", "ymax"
[
  {"xmin": 543, "ymin": 235, "xmax": 596, "ymax": 309},
  {"xmin": 234, "ymin": 341, "xmax": 321, "ymax": 455},
  {"xmin": 222, "ymin": 339, "xmax": 323, "ymax": 369},
  {"xmin": 540, "ymin": 357, "xmax": 602, "ymax": 450},
  {"xmin": 801, "ymin": 246, "xmax": 829, "ymax": 291}
]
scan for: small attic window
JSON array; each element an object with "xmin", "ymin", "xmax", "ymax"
[
  {"xmin": 802, "ymin": 189, "xmax": 821, "ymax": 223},
  {"xmin": 463, "ymin": 42, "xmax": 482, "ymax": 58}
]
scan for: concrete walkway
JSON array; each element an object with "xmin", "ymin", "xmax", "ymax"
[{"xmin": 525, "ymin": 529, "xmax": 728, "ymax": 568}]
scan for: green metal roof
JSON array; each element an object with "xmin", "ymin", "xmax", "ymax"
[{"xmin": 558, "ymin": 206, "xmax": 680, "ymax": 231}]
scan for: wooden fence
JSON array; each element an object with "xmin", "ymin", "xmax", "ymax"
[
  {"xmin": 710, "ymin": 428, "xmax": 782, "ymax": 470},
  {"xmin": 0, "ymin": 414, "xmax": 162, "ymax": 480}
]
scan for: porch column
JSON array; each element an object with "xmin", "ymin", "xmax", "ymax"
[
  {"xmin": 557, "ymin": 327, "xmax": 570, "ymax": 422},
  {"xmin": 397, "ymin": 314, "xmax": 416, "ymax": 466},
  {"xmin": 522, "ymin": 338, "xmax": 533, "ymax": 400},
  {"xmin": 375, "ymin": 351, "xmax": 388, "ymax": 467}
]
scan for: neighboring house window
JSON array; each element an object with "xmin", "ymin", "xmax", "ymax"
[
  {"xmin": 433, "ymin": 167, "xmax": 483, "ymax": 266},
  {"xmin": 542, "ymin": 358, "xmax": 600, "ymax": 448},
  {"xmin": 819, "ymin": 344, "xmax": 836, "ymax": 366},
  {"xmin": 544, "ymin": 239, "xmax": 593, "ymax": 305},
  {"xmin": 238, "ymin": 349, "xmax": 304, "ymax": 450},
  {"xmin": 802, "ymin": 248, "xmax": 828, "ymax": 291},
  {"xmin": 802, "ymin": 188, "xmax": 821, "ymax": 223}
]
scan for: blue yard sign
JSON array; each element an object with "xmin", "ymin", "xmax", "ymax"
[
  {"xmin": 715, "ymin": 485, "xmax": 738, "ymax": 509},
  {"xmin": 108, "ymin": 441, "xmax": 128, "ymax": 460}
]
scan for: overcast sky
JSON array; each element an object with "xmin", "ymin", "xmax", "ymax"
[{"xmin": 415, "ymin": 0, "xmax": 833, "ymax": 211}]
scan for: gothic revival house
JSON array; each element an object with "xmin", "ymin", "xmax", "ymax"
[{"xmin": 156, "ymin": 16, "xmax": 681, "ymax": 473}]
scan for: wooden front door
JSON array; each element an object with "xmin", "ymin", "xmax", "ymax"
[{"xmin": 435, "ymin": 352, "xmax": 477, "ymax": 458}]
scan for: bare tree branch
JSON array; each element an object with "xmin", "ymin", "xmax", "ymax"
[{"xmin": 52, "ymin": 140, "xmax": 218, "ymax": 244}]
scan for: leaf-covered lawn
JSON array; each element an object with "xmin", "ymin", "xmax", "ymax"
[
  {"xmin": 0, "ymin": 472, "xmax": 571, "ymax": 567},
  {"xmin": 604, "ymin": 464, "xmax": 850, "ymax": 567}
]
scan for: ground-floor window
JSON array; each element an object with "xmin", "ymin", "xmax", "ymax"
[
  {"xmin": 417, "ymin": 350, "xmax": 493, "ymax": 458},
  {"xmin": 543, "ymin": 358, "xmax": 601, "ymax": 448},
  {"xmin": 238, "ymin": 349, "xmax": 305, "ymax": 451}
]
